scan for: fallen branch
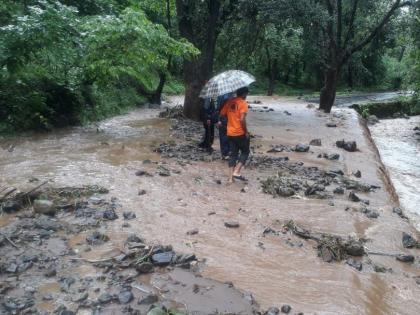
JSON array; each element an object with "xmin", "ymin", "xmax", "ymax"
[
  {"xmin": 0, "ymin": 188, "xmax": 17, "ymax": 201},
  {"xmin": 135, "ymin": 245, "xmax": 155, "ymax": 265},
  {"xmin": 1, "ymin": 234, "xmax": 19, "ymax": 249}
]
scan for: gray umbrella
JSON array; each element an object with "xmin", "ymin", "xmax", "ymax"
[{"xmin": 199, "ymin": 70, "xmax": 255, "ymax": 99}]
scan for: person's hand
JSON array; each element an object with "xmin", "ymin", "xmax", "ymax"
[
  {"xmin": 206, "ymin": 119, "xmax": 211, "ymax": 126},
  {"xmin": 217, "ymin": 121, "xmax": 222, "ymax": 128},
  {"xmin": 245, "ymin": 132, "xmax": 251, "ymax": 139}
]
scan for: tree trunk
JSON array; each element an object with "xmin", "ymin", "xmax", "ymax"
[
  {"xmin": 176, "ymin": 0, "xmax": 221, "ymax": 120},
  {"xmin": 150, "ymin": 71, "xmax": 166, "ymax": 105},
  {"xmin": 319, "ymin": 68, "xmax": 339, "ymax": 113}
]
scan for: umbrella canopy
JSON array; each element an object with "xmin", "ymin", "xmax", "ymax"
[{"xmin": 199, "ymin": 70, "xmax": 255, "ymax": 99}]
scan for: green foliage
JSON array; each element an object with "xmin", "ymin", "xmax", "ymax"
[{"xmin": 0, "ymin": 0, "xmax": 197, "ymax": 132}]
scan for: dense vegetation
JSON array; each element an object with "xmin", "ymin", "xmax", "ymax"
[{"xmin": 0, "ymin": 0, "xmax": 419, "ymax": 131}]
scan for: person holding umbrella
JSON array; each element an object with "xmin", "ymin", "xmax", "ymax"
[
  {"xmin": 219, "ymin": 87, "xmax": 250, "ymax": 183},
  {"xmin": 200, "ymin": 70, "xmax": 255, "ymax": 182}
]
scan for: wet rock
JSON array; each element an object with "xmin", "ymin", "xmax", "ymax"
[
  {"xmin": 353, "ymin": 170, "xmax": 362, "ymax": 178},
  {"xmin": 346, "ymin": 258, "xmax": 362, "ymax": 271},
  {"xmin": 151, "ymin": 251, "xmax": 174, "ymax": 266},
  {"xmin": 35, "ymin": 216, "xmax": 62, "ymax": 231},
  {"xmin": 362, "ymin": 208, "xmax": 379, "ymax": 219},
  {"xmin": 2, "ymin": 297, "xmax": 35, "ymax": 312},
  {"xmin": 44, "ymin": 268, "xmax": 57, "ymax": 277},
  {"xmin": 266, "ymin": 307, "xmax": 279, "ymax": 315},
  {"xmin": 281, "ymin": 304, "xmax": 292, "ymax": 314},
  {"xmin": 60, "ymin": 277, "xmax": 76, "ymax": 292},
  {"xmin": 126, "ymin": 234, "xmax": 143, "ymax": 243},
  {"xmin": 309, "ymin": 139, "xmax": 322, "ymax": 146},
  {"xmin": 333, "ymin": 187, "xmax": 344, "ymax": 194},
  {"xmin": 135, "ymin": 170, "xmax": 153, "ymax": 177},
  {"xmin": 396, "ymin": 254, "xmax": 415, "ymax": 263},
  {"xmin": 284, "ymin": 110, "xmax": 292, "ymax": 116},
  {"xmin": 86, "ymin": 231, "xmax": 109, "ymax": 245},
  {"xmin": 103, "ymin": 209, "xmax": 118, "ymax": 220},
  {"xmin": 6, "ymin": 262, "xmax": 18, "ymax": 273},
  {"xmin": 138, "ymin": 294, "xmax": 159, "ymax": 305},
  {"xmin": 72, "ymin": 292, "xmax": 89, "ymax": 303},
  {"xmin": 295, "ymin": 144, "xmax": 310, "ymax": 152},
  {"xmin": 2, "ymin": 200, "xmax": 21, "ymax": 213},
  {"xmin": 402, "ymin": 232, "xmax": 417, "ymax": 248},
  {"xmin": 157, "ymin": 166, "xmax": 171, "ymax": 176},
  {"xmin": 367, "ymin": 115, "xmax": 379, "ymax": 125},
  {"xmin": 43, "ymin": 294, "xmax": 53, "ymax": 301},
  {"xmin": 344, "ymin": 240, "xmax": 365, "ymax": 256},
  {"xmin": 224, "ymin": 221, "xmax": 240, "ymax": 228},
  {"xmin": 98, "ymin": 293, "xmax": 113, "ymax": 304},
  {"xmin": 393, "ymin": 207, "xmax": 408, "ymax": 219},
  {"xmin": 138, "ymin": 190, "xmax": 147, "ymax": 196},
  {"xmin": 123, "ymin": 211, "xmax": 136, "ymax": 220},
  {"xmin": 118, "ymin": 290, "xmax": 134, "ymax": 304},
  {"xmin": 348, "ymin": 192, "xmax": 360, "ymax": 202},
  {"xmin": 33, "ymin": 199, "xmax": 56, "ymax": 215},
  {"xmin": 136, "ymin": 262, "xmax": 154, "ymax": 273},
  {"xmin": 325, "ymin": 153, "xmax": 340, "ymax": 160},
  {"xmin": 373, "ymin": 265, "xmax": 389, "ymax": 273},
  {"xmin": 326, "ymin": 123, "xmax": 337, "ymax": 127},
  {"xmin": 177, "ymin": 253, "xmax": 196, "ymax": 264},
  {"xmin": 336, "ymin": 140, "xmax": 357, "ymax": 152},
  {"xmin": 319, "ymin": 245, "xmax": 334, "ymax": 262},
  {"xmin": 187, "ymin": 228, "xmax": 199, "ymax": 235}
]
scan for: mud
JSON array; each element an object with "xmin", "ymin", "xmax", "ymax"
[{"xmin": 1, "ymin": 96, "xmax": 420, "ymax": 314}]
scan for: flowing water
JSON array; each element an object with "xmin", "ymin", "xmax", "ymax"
[
  {"xmin": 1, "ymin": 98, "xmax": 419, "ymax": 314},
  {"xmin": 369, "ymin": 116, "xmax": 420, "ymax": 230}
]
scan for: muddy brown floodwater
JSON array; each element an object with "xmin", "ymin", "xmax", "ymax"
[{"xmin": 1, "ymin": 97, "xmax": 420, "ymax": 314}]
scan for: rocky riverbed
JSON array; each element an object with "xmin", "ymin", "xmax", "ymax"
[{"xmin": 1, "ymin": 96, "xmax": 420, "ymax": 314}]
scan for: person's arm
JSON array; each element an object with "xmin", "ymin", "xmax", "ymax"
[{"xmin": 240, "ymin": 112, "xmax": 247, "ymax": 135}]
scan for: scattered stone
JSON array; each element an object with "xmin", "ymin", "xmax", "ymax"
[
  {"xmin": 186, "ymin": 229, "xmax": 199, "ymax": 235},
  {"xmin": 98, "ymin": 293, "xmax": 113, "ymax": 304},
  {"xmin": 103, "ymin": 209, "xmax": 118, "ymax": 220},
  {"xmin": 151, "ymin": 251, "xmax": 174, "ymax": 266},
  {"xmin": 2, "ymin": 200, "xmax": 21, "ymax": 213},
  {"xmin": 333, "ymin": 187, "xmax": 344, "ymax": 194},
  {"xmin": 123, "ymin": 211, "xmax": 136, "ymax": 220},
  {"xmin": 284, "ymin": 111, "xmax": 292, "ymax": 116},
  {"xmin": 373, "ymin": 265, "xmax": 389, "ymax": 273},
  {"xmin": 138, "ymin": 294, "xmax": 159, "ymax": 305},
  {"xmin": 319, "ymin": 245, "xmax": 334, "ymax": 262},
  {"xmin": 72, "ymin": 292, "xmax": 89, "ymax": 303},
  {"xmin": 224, "ymin": 221, "xmax": 240, "ymax": 228},
  {"xmin": 138, "ymin": 190, "xmax": 147, "ymax": 196},
  {"xmin": 86, "ymin": 231, "xmax": 109, "ymax": 245},
  {"xmin": 346, "ymin": 258, "xmax": 362, "ymax": 271},
  {"xmin": 393, "ymin": 207, "xmax": 408, "ymax": 219},
  {"xmin": 208, "ymin": 211, "xmax": 216, "ymax": 215},
  {"xmin": 361, "ymin": 208, "xmax": 379, "ymax": 219},
  {"xmin": 336, "ymin": 140, "xmax": 357, "ymax": 152},
  {"xmin": 281, "ymin": 304, "xmax": 292, "ymax": 314},
  {"xmin": 326, "ymin": 123, "xmax": 337, "ymax": 127},
  {"xmin": 118, "ymin": 290, "xmax": 134, "ymax": 304},
  {"xmin": 60, "ymin": 277, "xmax": 75, "ymax": 292},
  {"xmin": 157, "ymin": 166, "xmax": 171, "ymax": 176},
  {"xmin": 396, "ymin": 255, "xmax": 415, "ymax": 263},
  {"xmin": 136, "ymin": 262, "xmax": 154, "ymax": 274},
  {"xmin": 35, "ymin": 216, "xmax": 62, "ymax": 231},
  {"xmin": 349, "ymin": 192, "xmax": 360, "ymax": 202},
  {"xmin": 266, "ymin": 307, "xmax": 279, "ymax": 315},
  {"xmin": 344, "ymin": 240, "xmax": 365, "ymax": 256},
  {"xmin": 402, "ymin": 232, "xmax": 417, "ymax": 248},
  {"xmin": 309, "ymin": 139, "xmax": 322, "ymax": 146},
  {"xmin": 44, "ymin": 268, "xmax": 57, "ymax": 277},
  {"xmin": 295, "ymin": 144, "xmax": 310, "ymax": 152},
  {"xmin": 353, "ymin": 170, "xmax": 361, "ymax": 178},
  {"xmin": 135, "ymin": 170, "xmax": 153, "ymax": 177},
  {"xmin": 6, "ymin": 262, "xmax": 18, "ymax": 273},
  {"xmin": 126, "ymin": 235, "xmax": 143, "ymax": 243}
]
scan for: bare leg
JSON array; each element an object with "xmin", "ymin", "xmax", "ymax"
[
  {"xmin": 233, "ymin": 162, "xmax": 244, "ymax": 176},
  {"xmin": 228, "ymin": 167, "xmax": 235, "ymax": 183}
]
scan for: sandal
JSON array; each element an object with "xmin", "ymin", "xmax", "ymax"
[{"xmin": 233, "ymin": 175, "xmax": 248, "ymax": 181}]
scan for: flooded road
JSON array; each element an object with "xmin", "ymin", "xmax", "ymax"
[
  {"xmin": 1, "ymin": 97, "xmax": 419, "ymax": 314},
  {"xmin": 369, "ymin": 116, "xmax": 420, "ymax": 230}
]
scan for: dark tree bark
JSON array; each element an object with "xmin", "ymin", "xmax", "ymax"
[{"xmin": 176, "ymin": 0, "xmax": 236, "ymax": 120}]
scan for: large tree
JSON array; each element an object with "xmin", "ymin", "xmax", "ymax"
[
  {"xmin": 262, "ymin": 0, "xmax": 413, "ymax": 112},
  {"xmin": 175, "ymin": 0, "xmax": 240, "ymax": 119}
]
